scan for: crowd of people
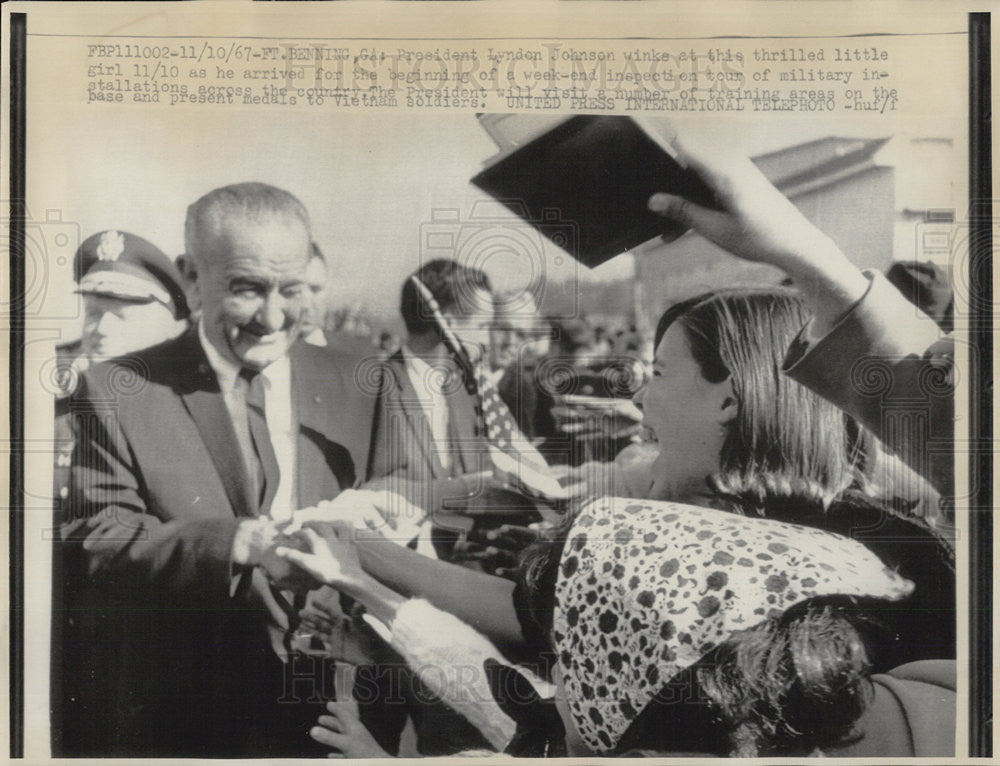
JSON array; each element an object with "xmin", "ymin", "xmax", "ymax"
[{"xmin": 51, "ymin": 132, "xmax": 957, "ymax": 758}]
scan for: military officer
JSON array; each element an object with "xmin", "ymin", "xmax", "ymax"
[{"xmin": 52, "ymin": 229, "xmax": 191, "ymax": 508}]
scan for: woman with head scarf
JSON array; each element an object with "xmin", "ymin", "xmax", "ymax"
[
  {"xmin": 308, "ymin": 282, "xmax": 953, "ymax": 677},
  {"xmin": 279, "ymin": 498, "xmax": 952, "ymax": 757},
  {"xmin": 534, "ymin": 499, "xmax": 954, "ymax": 756},
  {"xmin": 616, "ymin": 286, "xmax": 955, "ymax": 668}
]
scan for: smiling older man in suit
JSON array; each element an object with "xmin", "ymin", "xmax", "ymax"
[{"xmin": 58, "ymin": 183, "xmax": 378, "ymax": 757}]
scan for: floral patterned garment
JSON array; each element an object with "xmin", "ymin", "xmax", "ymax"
[{"xmin": 552, "ymin": 498, "xmax": 916, "ymax": 753}]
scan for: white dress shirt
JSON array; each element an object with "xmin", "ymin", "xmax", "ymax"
[
  {"xmin": 401, "ymin": 346, "xmax": 461, "ymax": 559},
  {"xmin": 402, "ymin": 345, "xmax": 453, "ymax": 474},
  {"xmin": 302, "ymin": 327, "xmax": 327, "ymax": 347},
  {"xmin": 198, "ymin": 322, "xmax": 297, "ymax": 521}
]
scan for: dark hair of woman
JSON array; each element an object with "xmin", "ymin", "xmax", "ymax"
[
  {"xmin": 653, "ymin": 288, "xmax": 936, "ymax": 516},
  {"xmin": 511, "ymin": 521, "xmax": 568, "ymax": 669},
  {"xmin": 617, "ymin": 597, "xmax": 880, "ymax": 757},
  {"xmin": 692, "ymin": 597, "xmax": 877, "ymax": 757},
  {"xmin": 516, "ymin": 535, "xmax": 882, "ymax": 757}
]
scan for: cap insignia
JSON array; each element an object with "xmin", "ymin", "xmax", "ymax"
[{"xmin": 96, "ymin": 230, "xmax": 125, "ymax": 261}]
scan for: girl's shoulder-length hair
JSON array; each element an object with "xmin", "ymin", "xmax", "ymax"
[{"xmin": 655, "ymin": 287, "xmax": 935, "ymax": 515}]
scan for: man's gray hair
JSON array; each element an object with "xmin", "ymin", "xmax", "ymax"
[{"xmin": 185, "ymin": 182, "xmax": 310, "ymax": 262}]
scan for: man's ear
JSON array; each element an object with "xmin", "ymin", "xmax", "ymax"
[
  {"xmin": 175, "ymin": 254, "xmax": 201, "ymax": 312},
  {"xmin": 175, "ymin": 253, "xmax": 197, "ymax": 284}
]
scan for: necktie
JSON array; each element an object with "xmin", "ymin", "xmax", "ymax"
[
  {"xmin": 237, "ymin": 368, "xmax": 301, "ymax": 641},
  {"xmin": 238, "ymin": 368, "xmax": 280, "ymax": 516}
]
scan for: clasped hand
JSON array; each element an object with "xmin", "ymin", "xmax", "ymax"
[
  {"xmin": 270, "ymin": 522, "xmax": 365, "ymax": 591},
  {"xmin": 250, "ymin": 516, "xmax": 366, "ymax": 593}
]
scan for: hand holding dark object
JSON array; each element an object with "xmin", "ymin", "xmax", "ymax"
[
  {"xmin": 311, "ymin": 698, "xmax": 391, "ymax": 758},
  {"xmin": 647, "ymin": 133, "xmax": 841, "ymax": 269},
  {"xmin": 647, "ymin": 131, "xmax": 868, "ymax": 337}
]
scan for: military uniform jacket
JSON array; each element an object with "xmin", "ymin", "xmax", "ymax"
[{"xmin": 783, "ymin": 271, "xmax": 955, "ymax": 498}]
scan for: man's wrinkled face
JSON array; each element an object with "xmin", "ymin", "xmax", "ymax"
[
  {"xmin": 192, "ymin": 213, "xmax": 310, "ymax": 370},
  {"xmin": 300, "ymin": 256, "xmax": 328, "ymax": 336}
]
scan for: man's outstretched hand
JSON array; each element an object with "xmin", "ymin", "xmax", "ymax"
[{"xmin": 273, "ymin": 523, "xmax": 366, "ymax": 591}]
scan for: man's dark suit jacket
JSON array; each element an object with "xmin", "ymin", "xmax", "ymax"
[
  {"xmin": 369, "ymin": 350, "xmax": 490, "ymax": 486},
  {"xmin": 55, "ymin": 327, "xmax": 379, "ymax": 757}
]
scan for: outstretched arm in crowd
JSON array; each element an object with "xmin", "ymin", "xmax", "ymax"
[
  {"xmin": 649, "ymin": 133, "xmax": 954, "ymax": 497},
  {"xmin": 648, "ymin": 133, "xmax": 871, "ymax": 335},
  {"xmin": 354, "ymin": 532, "xmax": 525, "ymax": 648},
  {"xmin": 289, "ymin": 485, "xmax": 527, "ymax": 648},
  {"xmin": 277, "ymin": 525, "xmax": 530, "ymax": 753}
]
